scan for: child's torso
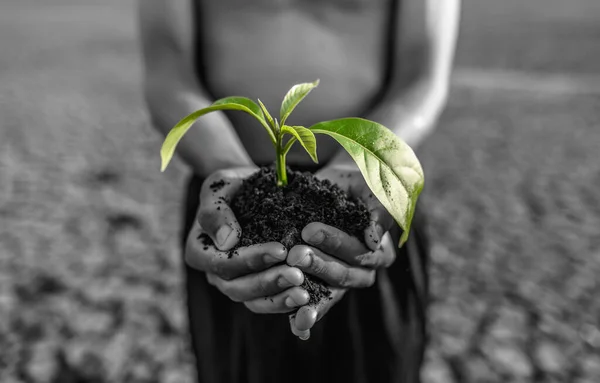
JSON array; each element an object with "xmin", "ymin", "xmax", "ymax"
[{"xmin": 196, "ymin": 0, "xmax": 394, "ymax": 165}]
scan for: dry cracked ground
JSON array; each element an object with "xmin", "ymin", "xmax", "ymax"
[{"xmin": 1, "ymin": 1, "xmax": 599, "ymax": 382}]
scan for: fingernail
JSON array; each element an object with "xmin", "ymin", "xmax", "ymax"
[
  {"xmin": 285, "ymin": 290, "xmax": 309, "ymax": 308},
  {"xmin": 263, "ymin": 254, "xmax": 283, "ymax": 264},
  {"xmin": 263, "ymin": 248, "xmax": 286, "ymax": 264},
  {"xmin": 215, "ymin": 225, "xmax": 232, "ymax": 247},
  {"xmin": 309, "ymin": 231, "xmax": 325, "ymax": 245},
  {"xmin": 292, "ymin": 252, "xmax": 312, "ymax": 268},
  {"xmin": 299, "ymin": 332, "xmax": 310, "ymax": 341},
  {"xmin": 285, "ymin": 296, "xmax": 301, "ymax": 308},
  {"xmin": 277, "ymin": 276, "xmax": 291, "ymax": 288},
  {"xmin": 279, "ymin": 269, "xmax": 303, "ymax": 287}
]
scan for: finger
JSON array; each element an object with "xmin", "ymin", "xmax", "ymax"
[
  {"xmin": 353, "ymin": 232, "xmax": 396, "ymax": 269},
  {"xmin": 364, "ymin": 220, "xmax": 384, "ymax": 251},
  {"xmin": 198, "ymin": 168, "xmax": 256, "ymax": 251},
  {"xmin": 287, "ymin": 245, "xmax": 376, "ymax": 288},
  {"xmin": 186, "ymin": 226, "xmax": 288, "ymax": 279},
  {"xmin": 289, "ymin": 313, "xmax": 311, "ymax": 341},
  {"xmin": 220, "ymin": 242, "xmax": 287, "ymax": 278},
  {"xmin": 185, "ymin": 222, "xmax": 231, "ymax": 272},
  {"xmin": 244, "ymin": 287, "xmax": 310, "ymax": 314},
  {"xmin": 198, "ymin": 205, "xmax": 240, "ymax": 252},
  {"xmin": 291, "ymin": 306, "xmax": 317, "ymax": 333},
  {"xmin": 301, "ymin": 222, "xmax": 369, "ymax": 265},
  {"xmin": 361, "ymin": 194, "xmax": 395, "ymax": 251},
  {"xmin": 291, "ymin": 288, "xmax": 346, "ymax": 334},
  {"xmin": 206, "ymin": 265, "xmax": 304, "ymax": 302}
]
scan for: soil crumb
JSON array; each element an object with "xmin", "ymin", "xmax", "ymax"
[{"xmin": 209, "ymin": 179, "xmax": 227, "ymax": 192}]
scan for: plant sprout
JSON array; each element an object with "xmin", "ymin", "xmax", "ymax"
[{"xmin": 160, "ymin": 80, "xmax": 424, "ymax": 245}]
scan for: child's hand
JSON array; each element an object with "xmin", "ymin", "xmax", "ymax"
[
  {"xmin": 286, "ymin": 164, "xmax": 397, "ymax": 339},
  {"xmin": 185, "ymin": 167, "xmax": 310, "ymax": 313}
]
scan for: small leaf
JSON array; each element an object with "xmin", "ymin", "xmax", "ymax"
[
  {"xmin": 310, "ymin": 118, "xmax": 424, "ymax": 246},
  {"xmin": 257, "ymin": 99, "xmax": 277, "ymax": 133},
  {"xmin": 160, "ymin": 99, "xmax": 274, "ymax": 172},
  {"xmin": 212, "ymin": 96, "xmax": 264, "ymax": 119},
  {"xmin": 212, "ymin": 97, "xmax": 274, "ymax": 140},
  {"xmin": 279, "ymin": 79, "xmax": 319, "ymax": 126},
  {"xmin": 281, "ymin": 125, "xmax": 318, "ymax": 163}
]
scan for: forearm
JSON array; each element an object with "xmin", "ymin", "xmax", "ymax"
[
  {"xmin": 373, "ymin": 0, "xmax": 458, "ymax": 148},
  {"xmin": 365, "ymin": 77, "xmax": 448, "ymax": 149},
  {"xmin": 146, "ymin": 83, "xmax": 255, "ymax": 177},
  {"xmin": 329, "ymin": 0, "xmax": 458, "ymax": 168}
]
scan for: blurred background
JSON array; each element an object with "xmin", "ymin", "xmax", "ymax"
[{"xmin": 1, "ymin": 0, "xmax": 599, "ymax": 382}]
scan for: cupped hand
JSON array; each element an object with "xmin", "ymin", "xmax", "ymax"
[
  {"xmin": 287, "ymin": 164, "xmax": 397, "ymax": 339},
  {"xmin": 185, "ymin": 167, "xmax": 310, "ymax": 313}
]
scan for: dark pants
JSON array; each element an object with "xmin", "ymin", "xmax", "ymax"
[{"xmin": 181, "ymin": 174, "xmax": 430, "ymax": 383}]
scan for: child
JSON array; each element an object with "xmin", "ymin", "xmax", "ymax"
[{"xmin": 140, "ymin": 0, "xmax": 459, "ymax": 382}]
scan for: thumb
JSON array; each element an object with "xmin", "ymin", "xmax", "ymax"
[
  {"xmin": 199, "ymin": 205, "xmax": 241, "ymax": 251},
  {"xmin": 360, "ymin": 190, "xmax": 394, "ymax": 252},
  {"xmin": 198, "ymin": 168, "xmax": 254, "ymax": 250}
]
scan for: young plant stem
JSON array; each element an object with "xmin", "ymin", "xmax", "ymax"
[{"xmin": 275, "ymin": 139, "xmax": 288, "ymax": 187}]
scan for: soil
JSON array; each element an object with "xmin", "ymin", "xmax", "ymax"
[
  {"xmin": 208, "ymin": 179, "xmax": 228, "ymax": 192},
  {"xmin": 229, "ymin": 166, "xmax": 370, "ymax": 305}
]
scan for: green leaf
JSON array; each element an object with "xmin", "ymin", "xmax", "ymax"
[
  {"xmin": 257, "ymin": 99, "xmax": 277, "ymax": 133},
  {"xmin": 309, "ymin": 118, "xmax": 424, "ymax": 246},
  {"xmin": 281, "ymin": 125, "xmax": 318, "ymax": 163},
  {"xmin": 279, "ymin": 79, "xmax": 320, "ymax": 126},
  {"xmin": 212, "ymin": 97, "xmax": 275, "ymax": 142},
  {"xmin": 212, "ymin": 96, "xmax": 265, "ymax": 120},
  {"xmin": 160, "ymin": 98, "xmax": 274, "ymax": 172}
]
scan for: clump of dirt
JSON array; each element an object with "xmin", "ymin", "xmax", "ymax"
[
  {"xmin": 230, "ymin": 166, "xmax": 370, "ymax": 305},
  {"xmin": 301, "ymin": 274, "xmax": 334, "ymax": 306},
  {"xmin": 208, "ymin": 179, "xmax": 228, "ymax": 192}
]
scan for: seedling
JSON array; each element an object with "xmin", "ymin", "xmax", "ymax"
[{"xmin": 160, "ymin": 80, "xmax": 424, "ymax": 245}]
